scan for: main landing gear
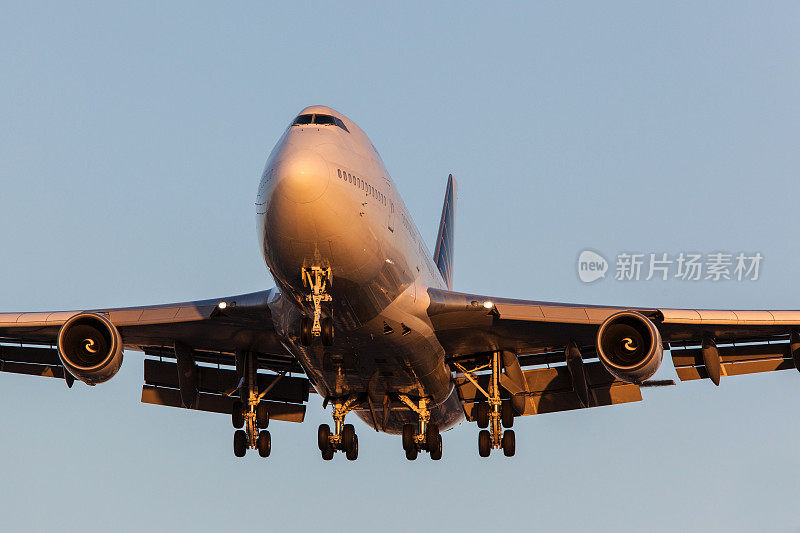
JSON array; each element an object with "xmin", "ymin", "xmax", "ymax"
[
  {"xmin": 455, "ymin": 351, "xmax": 518, "ymax": 458},
  {"xmin": 318, "ymin": 395, "xmax": 360, "ymax": 461},
  {"xmin": 398, "ymin": 396, "xmax": 442, "ymax": 461},
  {"xmin": 300, "ymin": 266, "xmax": 334, "ymax": 346},
  {"xmin": 231, "ymin": 351, "xmax": 272, "ymax": 458}
]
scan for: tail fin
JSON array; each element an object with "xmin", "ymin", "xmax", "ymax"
[{"xmin": 433, "ymin": 174, "xmax": 457, "ymax": 289}]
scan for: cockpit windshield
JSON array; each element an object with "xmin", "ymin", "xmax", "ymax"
[
  {"xmin": 313, "ymin": 114, "xmax": 335, "ymax": 125},
  {"xmin": 292, "ymin": 114, "xmax": 349, "ymax": 132}
]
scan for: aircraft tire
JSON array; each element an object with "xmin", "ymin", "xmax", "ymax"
[
  {"xmin": 478, "ymin": 430, "xmax": 491, "ymax": 458},
  {"xmin": 256, "ymin": 403, "xmax": 269, "ymax": 428},
  {"xmin": 405, "ymin": 446, "xmax": 418, "ymax": 461},
  {"xmin": 501, "ymin": 401, "xmax": 514, "ymax": 428},
  {"xmin": 402, "ymin": 424, "xmax": 415, "ymax": 451},
  {"xmin": 502, "ymin": 429, "xmax": 515, "ymax": 457},
  {"xmin": 321, "ymin": 317, "xmax": 334, "ymax": 346},
  {"xmin": 425, "ymin": 423, "xmax": 440, "ymax": 450},
  {"xmin": 257, "ymin": 430, "xmax": 271, "ymax": 458},
  {"xmin": 476, "ymin": 403, "xmax": 489, "ymax": 429},
  {"xmin": 341, "ymin": 424, "xmax": 356, "ymax": 453},
  {"xmin": 300, "ymin": 317, "xmax": 312, "ymax": 346},
  {"xmin": 430, "ymin": 434, "xmax": 443, "ymax": 460},
  {"xmin": 346, "ymin": 435, "xmax": 359, "ymax": 461},
  {"xmin": 233, "ymin": 429, "xmax": 247, "ymax": 457},
  {"xmin": 321, "ymin": 445, "xmax": 334, "ymax": 461},
  {"xmin": 232, "ymin": 401, "xmax": 244, "ymax": 429},
  {"xmin": 318, "ymin": 424, "xmax": 331, "ymax": 451}
]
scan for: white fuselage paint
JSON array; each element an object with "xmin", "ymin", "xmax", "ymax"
[{"xmin": 257, "ymin": 106, "xmax": 464, "ymax": 433}]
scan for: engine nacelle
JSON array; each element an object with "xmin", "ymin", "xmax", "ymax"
[
  {"xmin": 596, "ymin": 311, "xmax": 663, "ymax": 384},
  {"xmin": 57, "ymin": 313, "xmax": 123, "ymax": 385}
]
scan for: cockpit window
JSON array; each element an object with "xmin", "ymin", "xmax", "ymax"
[
  {"xmin": 292, "ymin": 113, "xmax": 349, "ymax": 132},
  {"xmin": 313, "ymin": 114, "xmax": 335, "ymax": 125},
  {"xmin": 333, "ymin": 117, "xmax": 350, "ymax": 132}
]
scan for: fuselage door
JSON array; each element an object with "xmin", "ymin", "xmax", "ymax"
[{"xmin": 385, "ymin": 177, "xmax": 395, "ymax": 234}]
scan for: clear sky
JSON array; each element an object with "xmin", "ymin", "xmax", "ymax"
[{"xmin": 1, "ymin": 2, "xmax": 799, "ymax": 531}]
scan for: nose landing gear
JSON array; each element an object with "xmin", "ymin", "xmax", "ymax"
[
  {"xmin": 318, "ymin": 395, "xmax": 360, "ymax": 460},
  {"xmin": 300, "ymin": 266, "xmax": 333, "ymax": 346},
  {"xmin": 398, "ymin": 396, "xmax": 443, "ymax": 460}
]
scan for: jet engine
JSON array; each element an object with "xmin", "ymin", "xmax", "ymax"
[
  {"xmin": 57, "ymin": 313, "xmax": 123, "ymax": 385},
  {"xmin": 596, "ymin": 311, "xmax": 663, "ymax": 384}
]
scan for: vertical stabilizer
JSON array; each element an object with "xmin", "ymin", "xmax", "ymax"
[{"xmin": 433, "ymin": 174, "xmax": 457, "ymax": 289}]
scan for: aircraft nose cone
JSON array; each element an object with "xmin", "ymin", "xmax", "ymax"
[{"xmin": 275, "ymin": 149, "xmax": 330, "ymax": 204}]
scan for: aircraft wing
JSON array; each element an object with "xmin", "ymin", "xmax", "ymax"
[
  {"xmin": 427, "ymin": 288, "xmax": 800, "ymax": 420},
  {"xmin": 0, "ymin": 289, "xmax": 309, "ymax": 423}
]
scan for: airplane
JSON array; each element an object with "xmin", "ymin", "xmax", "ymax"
[{"xmin": 2, "ymin": 104, "xmax": 799, "ymax": 461}]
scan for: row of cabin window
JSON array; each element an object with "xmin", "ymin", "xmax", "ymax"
[{"xmin": 337, "ymin": 169, "xmax": 387, "ymax": 206}]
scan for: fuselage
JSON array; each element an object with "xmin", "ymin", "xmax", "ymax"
[{"xmin": 257, "ymin": 106, "xmax": 463, "ymax": 433}]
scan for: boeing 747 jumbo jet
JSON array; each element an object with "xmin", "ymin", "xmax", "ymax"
[{"xmin": 3, "ymin": 105, "xmax": 799, "ymax": 461}]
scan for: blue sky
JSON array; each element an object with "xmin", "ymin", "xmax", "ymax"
[{"xmin": 1, "ymin": 2, "xmax": 800, "ymax": 531}]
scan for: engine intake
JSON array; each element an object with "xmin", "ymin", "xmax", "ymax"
[
  {"xmin": 57, "ymin": 313, "xmax": 123, "ymax": 385},
  {"xmin": 596, "ymin": 311, "xmax": 663, "ymax": 384}
]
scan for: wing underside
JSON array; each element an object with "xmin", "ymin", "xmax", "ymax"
[
  {"xmin": 428, "ymin": 288, "xmax": 800, "ymax": 421},
  {"xmin": 0, "ymin": 289, "xmax": 310, "ymax": 423}
]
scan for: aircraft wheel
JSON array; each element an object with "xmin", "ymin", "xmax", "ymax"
[
  {"xmin": 232, "ymin": 401, "xmax": 244, "ymax": 429},
  {"xmin": 501, "ymin": 400, "xmax": 514, "ymax": 428},
  {"xmin": 478, "ymin": 430, "xmax": 491, "ymax": 458},
  {"xmin": 318, "ymin": 424, "xmax": 331, "ymax": 451},
  {"xmin": 256, "ymin": 403, "xmax": 270, "ymax": 428},
  {"xmin": 341, "ymin": 424, "xmax": 356, "ymax": 453},
  {"xmin": 405, "ymin": 446, "xmax": 418, "ymax": 461},
  {"xmin": 233, "ymin": 429, "xmax": 247, "ymax": 458},
  {"xmin": 300, "ymin": 317, "xmax": 312, "ymax": 346},
  {"xmin": 257, "ymin": 430, "xmax": 271, "ymax": 458},
  {"xmin": 402, "ymin": 424, "xmax": 415, "ymax": 451},
  {"xmin": 430, "ymin": 434, "xmax": 443, "ymax": 461},
  {"xmin": 321, "ymin": 445, "xmax": 334, "ymax": 461},
  {"xmin": 425, "ymin": 423, "xmax": 440, "ymax": 451},
  {"xmin": 346, "ymin": 435, "xmax": 359, "ymax": 461},
  {"xmin": 476, "ymin": 403, "xmax": 489, "ymax": 429},
  {"xmin": 502, "ymin": 429, "xmax": 516, "ymax": 457},
  {"xmin": 321, "ymin": 317, "xmax": 334, "ymax": 346}
]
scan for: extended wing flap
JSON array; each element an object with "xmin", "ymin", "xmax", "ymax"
[
  {"xmin": 671, "ymin": 340, "xmax": 797, "ymax": 382},
  {"xmin": 0, "ymin": 344, "xmax": 67, "ymax": 381},
  {"xmin": 141, "ymin": 386, "xmax": 306, "ymax": 423},
  {"xmin": 141, "ymin": 358, "xmax": 309, "ymax": 423},
  {"xmin": 456, "ymin": 361, "xmax": 642, "ymax": 420}
]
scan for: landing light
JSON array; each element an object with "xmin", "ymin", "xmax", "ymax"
[
  {"xmin": 483, "ymin": 301, "xmax": 494, "ymax": 309},
  {"xmin": 218, "ymin": 301, "xmax": 228, "ymax": 310}
]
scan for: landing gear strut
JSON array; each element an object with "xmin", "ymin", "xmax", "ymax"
[
  {"xmin": 318, "ymin": 395, "xmax": 359, "ymax": 461},
  {"xmin": 231, "ymin": 351, "xmax": 273, "ymax": 458},
  {"xmin": 398, "ymin": 396, "xmax": 442, "ymax": 460},
  {"xmin": 455, "ymin": 351, "xmax": 516, "ymax": 458},
  {"xmin": 301, "ymin": 266, "xmax": 333, "ymax": 346}
]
